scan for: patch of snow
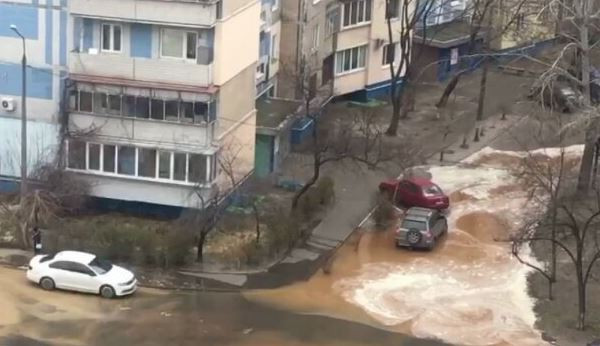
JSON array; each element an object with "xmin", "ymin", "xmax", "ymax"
[{"xmin": 463, "ymin": 145, "xmax": 584, "ymax": 164}]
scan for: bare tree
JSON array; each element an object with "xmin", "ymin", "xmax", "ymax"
[{"xmin": 512, "ymin": 189, "xmax": 600, "ymax": 330}]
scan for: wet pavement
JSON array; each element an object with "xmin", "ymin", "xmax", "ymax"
[
  {"xmin": 0, "ymin": 146, "xmax": 582, "ymax": 346},
  {"xmin": 0, "ymin": 266, "xmax": 447, "ymax": 346},
  {"xmin": 245, "ymin": 148, "xmax": 583, "ymax": 346}
]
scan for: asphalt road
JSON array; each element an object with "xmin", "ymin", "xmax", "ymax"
[{"xmin": 0, "ymin": 266, "xmax": 448, "ymax": 346}]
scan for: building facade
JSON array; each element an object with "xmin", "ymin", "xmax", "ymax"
[
  {"xmin": 0, "ymin": 0, "xmax": 66, "ymax": 184},
  {"xmin": 278, "ymin": 0, "xmax": 408, "ymax": 101},
  {"xmin": 256, "ymin": 0, "xmax": 281, "ymax": 98},
  {"xmin": 63, "ymin": 0, "xmax": 260, "ymax": 208}
]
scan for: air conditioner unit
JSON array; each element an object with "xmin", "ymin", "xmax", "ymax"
[
  {"xmin": 375, "ymin": 38, "xmax": 386, "ymax": 49},
  {"xmin": 1, "ymin": 97, "xmax": 16, "ymax": 112}
]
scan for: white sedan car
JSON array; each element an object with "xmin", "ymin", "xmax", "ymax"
[{"xmin": 26, "ymin": 251, "xmax": 137, "ymax": 298}]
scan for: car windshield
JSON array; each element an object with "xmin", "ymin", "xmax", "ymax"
[
  {"xmin": 88, "ymin": 258, "xmax": 113, "ymax": 275},
  {"xmin": 423, "ymin": 184, "xmax": 443, "ymax": 197},
  {"xmin": 402, "ymin": 219, "xmax": 427, "ymax": 230},
  {"xmin": 39, "ymin": 254, "xmax": 55, "ymax": 263}
]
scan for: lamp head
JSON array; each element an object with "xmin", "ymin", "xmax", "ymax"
[{"xmin": 9, "ymin": 24, "xmax": 17, "ymax": 30}]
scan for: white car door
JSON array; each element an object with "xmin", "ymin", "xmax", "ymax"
[
  {"xmin": 48, "ymin": 261, "xmax": 78, "ymax": 290},
  {"xmin": 66, "ymin": 262, "xmax": 101, "ymax": 293}
]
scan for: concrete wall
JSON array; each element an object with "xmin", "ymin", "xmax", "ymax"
[
  {"xmin": 217, "ymin": 64, "xmax": 256, "ymax": 136},
  {"xmin": 0, "ymin": 0, "xmax": 66, "ymax": 179},
  {"xmin": 213, "ymin": 0, "xmax": 260, "ymax": 86},
  {"xmin": 216, "ymin": 110, "xmax": 256, "ymax": 191},
  {"xmin": 332, "ymin": 0, "xmax": 405, "ymax": 96},
  {"xmin": 69, "ymin": 0, "xmax": 218, "ymax": 27},
  {"xmin": 222, "ymin": 0, "xmax": 258, "ymax": 19}
]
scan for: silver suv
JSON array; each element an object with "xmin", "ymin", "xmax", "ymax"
[{"xmin": 395, "ymin": 207, "xmax": 448, "ymax": 250}]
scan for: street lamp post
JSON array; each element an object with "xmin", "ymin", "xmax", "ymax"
[{"xmin": 10, "ymin": 25, "xmax": 27, "ymax": 202}]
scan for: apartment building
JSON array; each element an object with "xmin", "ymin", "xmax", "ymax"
[
  {"xmin": 65, "ymin": 0, "xmax": 260, "ymax": 208},
  {"xmin": 0, "ymin": 0, "xmax": 66, "ymax": 184},
  {"xmin": 412, "ymin": 0, "xmax": 476, "ymax": 82},
  {"xmin": 256, "ymin": 0, "xmax": 281, "ymax": 98},
  {"xmin": 279, "ymin": 0, "xmax": 407, "ymax": 101}
]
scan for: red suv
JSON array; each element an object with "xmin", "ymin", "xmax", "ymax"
[{"xmin": 379, "ymin": 177, "xmax": 450, "ymax": 210}]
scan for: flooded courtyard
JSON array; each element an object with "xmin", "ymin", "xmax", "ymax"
[
  {"xmin": 0, "ymin": 146, "xmax": 583, "ymax": 346},
  {"xmin": 246, "ymin": 146, "xmax": 583, "ymax": 346}
]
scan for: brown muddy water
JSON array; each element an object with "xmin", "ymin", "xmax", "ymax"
[
  {"xmin": 1, "ymin": 148, "xmax": 581, "ymax": 346},
  {"xmin": 245, "ymin": 153, "xmax": 578, "ymax": 346}
]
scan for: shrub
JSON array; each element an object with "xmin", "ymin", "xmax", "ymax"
[
  {"xmin": 316, "ymin": 177, "xmax": 335, "ymax": 205},
  {"xmin": 373, "ymin": 194, "xmax": 396, "ymax": 229},
  {"xmin": 158, "ymin": 230, "xmax": 194, "ymax": 268}
]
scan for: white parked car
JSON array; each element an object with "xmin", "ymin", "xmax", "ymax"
[{"xmin": 26, "ymin": 251, "xmax": 137, "ymax": 298}]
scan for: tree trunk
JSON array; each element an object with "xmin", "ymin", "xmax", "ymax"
[
  {"xmin": 550, "ymin": 203, "xmax": 558, "ymax": 291},
  {"xmin": 578, "ymin": 127, "xmax": 596, "ymax": 192},
  {"xmin": 386, "ymin": 96, "xmax": 402, "ymax": 136},
  {"xmin": 476, "ymin": 59, "xmax": 489, "ymax": 121},
  {"xmin": 196, "ymin": 232, "xmax": 208, "ymax": 262},
  {"xmin": 252, "ymin": 203, "xmax": 260, "ymax": 245},
  {"xmin": 577, "ymin": 267, "xmax": 586, "ymax": 330},
  {"xmin": 436, "ymin": 73, "xmax": 463, "ymax": 108},
  {"xmin": 292, "ymin": 154, "xmax": 321, "ymax": 209}
]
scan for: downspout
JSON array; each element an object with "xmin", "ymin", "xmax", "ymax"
[{"xmin": 294, "ymin": 0, "xmax": 304, "ymax": 97}]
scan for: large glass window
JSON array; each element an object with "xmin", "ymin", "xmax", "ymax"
[
  {"xmin": 103, "ymin": 145, "xmax": 116, "ymax": 173},
  {"xmin": 88, "ymin": 143, "xmax": 101, "ymax": 171},
  {"xmin": 101, "ymin": 24, "xmax": 122, "ymax": 52},
  {"xmin": 161, "ymin": 29, "xmax": 197, "ymax": 60},
  {"xmin": 342, "ymin": 0, "xmax": 371, "ymax": 27},
  {"xmin": 335, "ymin": 46, "xmax": 367, "ymax": 74},
  {"xmin": 158, "ymin": 151, "xmax": 171, "ymax": 179},
  {"xmin": 382, "ymin": 43, "xmax": 398, "ymax": 66},
  {"xmin": 173, "ymin": 153, "xmax": 187, "ymax": 181},
  {"xmin": 67, "ymin": 140, "xmax": 86, "ymax": 170},
  {"xmin": 150, "ymin": 99, "xmax": 165, "ymax": 120},
  {"xmin": 79, "ymin": 91, "xmax": 93, "ymax": 112},
  {"xmin": 138, "ymin": 148, "xmax": 157, "ymax": 178},
  {"xmin": 118, "ymin": 146, "xmax": 135, "ymax": 176},
  {"xmin": 188, "ymin": 154, "xmax": 207, "ymax": 183},
  {"xmin": 135, "ymin": 97, "xmax": 150, "ymax": 119}
]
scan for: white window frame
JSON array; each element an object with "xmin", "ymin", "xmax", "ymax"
[
  {"xmin": 160, "ymin": 28, "xmax": 198, "ymax": 61},
  {"xmin": 312, "ymin": 24, "xmax": 320, "ymax": 50},
  {"xmin": 272, "ymin": 0, "xmax": 279, "ymax": 11},
  {"xmin": 101, "ymin": 23, "xmax": 122, "ymax": 53},
  {"xmin": 342, "ymin": 0, "xmax": 372, "ymax": 28},
  {"xmin": 382, "ymin": 42, "xmax": 399, "ymax": 66},
  {"xmin": 335, "ymin": 45, "xmax": 367, "ymax": 75}
]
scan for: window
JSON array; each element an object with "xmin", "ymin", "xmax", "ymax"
[
  {"xmin": 273, "ymin": 0, "xmax": 279, "ymax": 10},
  {"xmin": 103, "ymin": 144, "xmax": 116, "ymax": 173},
  {"xmin": 326, "ymin": 9, "xmax": 339, "ymax": 37},
  {"xmin": 118, "ymin": 146, "xmax": 135, "ymax": 176},
  {"xmin": 312, "ymin": 24, "xmax": 320, "ymax": 50},
  {"xmin": 382, "ymin": 43, "xmax": 398, "ymax": 65},
  {"xmin": 150, "ymin": 99, "xmax": 165, "ymax": 120},
  {"xmin": 138, "ymin": 148, "xmax": 157, "ymax": 178},
  {"xmin": 194, "ymin": 102, "xmax": 208, "ymax": 123},
  {"xmin": 101, "ymin": 24, "xmax": 122, "ymax": 52},
  {"xmin": 158, "ymin": 151, "xmax": 171, "ymax": 179},
  {"xmin": 173, "ymin": 153, "xmax": 187, "ymax": 181},
  {"xmin": 401, "ymin": 219, "xmax": 426, "ymax": 230},
  {"xmin": 188, "ymin": 154, "xmax": 207, "ymax": 183},
  {"xmin": 79, "ymin": 91, "xmax": 93, "ymax": 112},
  {"xmin": 88, "ymin": 143, "xmax": 101, "ymax": 170},
  {"xmin": 386, "ymin": 0, "xmax": 400, "ymax": 19},
  {"xmin": 161, "ymin": 28, "xmax": 197, "ymax": 60},
  {"xmin": 49, "ymin": 261, "xmax": 71, "ymax": 271},
  {"xmin": 94, "ymin": 93, "xmax": 121, "ymax": 115},
  {"xmin": 123, "ymin": 95, "xmax": 136, "ymax": 117},
  {"xmin": 342, "ymin": 0, "xmax": 371, "ymax": 27},
  {"xmin": 181, "ymin": 102, "xmax": 194, "ymax": 123},
  {"xmin": 135, "ymin": 97, "xmax": 150, "ymax": 119},
  {"xmin": 108, "ymin": 94, "xmax": 122, "ymax": 114},
  {"xmin": 165, "ymin": 100, "xmax": 179, "ymax": 121},
  {"xmin": 271, "ymin": 34, "xmax": 278, "ymax": 60},
  {"xmin": 68, "ymin": 140, "xmax": 86, "ymax": 169},
  {"xmin": 335, "ymin": 45, "xmax": 367, "ymax": 74}
]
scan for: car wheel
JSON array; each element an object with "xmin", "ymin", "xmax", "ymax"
[
  {"xmin": 406, "ymin": 229, "xmax": 422, "ymax": 246},
  {"xmin": 40, "ymin": 277, "xmax": 55, "ymax": 290},
  {"xmin": 100, "ymin": 285, "xmax": 116, "ymax": 299}
]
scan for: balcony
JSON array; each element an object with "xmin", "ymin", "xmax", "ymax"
[
  {"xmin": 69, "ymin": 52, "xmax": 212, "ymax": 86},
  {"xmin": 69, "ymin": 0, "xmax": 218, "ymax": 27},
  {"xmin": 69, "ymin": 112, "xmax": 213, "ymax": 151}
]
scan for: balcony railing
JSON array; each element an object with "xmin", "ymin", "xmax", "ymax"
[
  {"xmin": 69, "ymin": 52, "xmax": 212, "ymax": 86},
  {"xmin": 69, "ymin": 0, "xmax": 218, "ymax": 27}
]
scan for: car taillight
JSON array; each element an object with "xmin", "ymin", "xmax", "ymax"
[{"xmin": 425, "ymin": 231, "xmax": 433, "ymax": 239}]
